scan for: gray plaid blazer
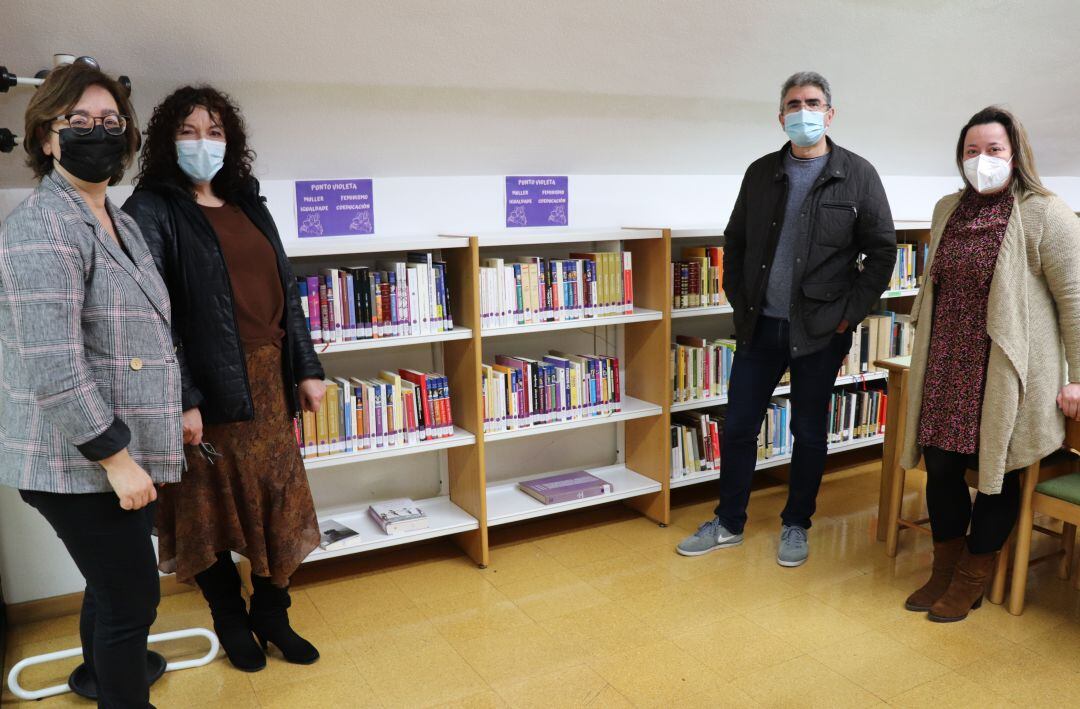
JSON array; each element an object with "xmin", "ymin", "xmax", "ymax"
[{"xmin": 0, "ymin": 172, "xmax": 184, "ymax": 493}]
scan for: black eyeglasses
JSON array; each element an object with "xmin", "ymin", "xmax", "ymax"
[
  {"xmin": 52, "ymin": 112, "xmax": 128, "ymax": 136},
  {"xmin": 198, "ymin": 441, "xmax": 223, "ymax": 466}
]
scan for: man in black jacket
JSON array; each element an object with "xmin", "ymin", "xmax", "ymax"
[{"xmin": 678, "ymin": 72, "xmax": 896, "ymax": 566}]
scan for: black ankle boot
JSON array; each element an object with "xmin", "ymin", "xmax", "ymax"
[
  {"xmin": 249, "ymin": 575, "xmax": 319, "ymax": 665},
  {"xmin": 194, "ymin": 554, "xmax": 266, "ymax": 672}
]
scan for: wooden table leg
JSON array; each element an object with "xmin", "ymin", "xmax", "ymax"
[{"xmin": 877, "ymin": 369, "xmax": 908, "ymax": 542}]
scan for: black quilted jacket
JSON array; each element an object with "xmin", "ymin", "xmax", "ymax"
[
  {"xmin": 723, "ymin": 137, "xmax": 897, "ymax": 357},
  {"xmin": 122, "ymin": 180, "xmax": 324, "ymax": 424}
]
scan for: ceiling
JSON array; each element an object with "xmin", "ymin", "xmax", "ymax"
[{"xmin": 2, "ymin": 0, "xmax": 1077, "ymax": 186}]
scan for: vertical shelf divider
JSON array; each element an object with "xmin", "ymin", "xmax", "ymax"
[
  {"xmin": 622, "ymin": 230, "xmax": 672, "ymax": 524},
  {"xmin": 441, "ymin": 236, "xmax": 490, "ymax": 566}
]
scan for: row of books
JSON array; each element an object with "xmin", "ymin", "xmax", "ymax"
[
  {"xmin": 888, "ymin": 242, "xmax": 929, "ymax": 291},
  {"xmin": 671, "ymin": 411, "xmax": 723, "ymax": 477},
  {"xmin": 841, "ymin": 312, "xmax": 914, "ymax": 376},
  {"xmin": 482, "ymin": 352, "xmax": 622, "ymax": 433},
  {"xmin": 671, "ymin": 335, "xmax": 736, "ymax": 403},
  {"xmin": 672, "ymin": 245, "xmax": 727, "ymax": 310},
  {"xmin": 669, "ymin": 387, "xmax": 888, "ymax": 479},
  {"xmin": 295, "ymin": 369, "xmax": 454, "ymax": 459},
  {"xmin": 296, "ymin": 252, "xmax": 454, "ymax": 344},
  {"xmin": 670, "ymin": 312, "xmax": 913, "ymax": 405},
  {"xmin": 479, "ymin": 252, "xmax": 634, "ymax": 329}
]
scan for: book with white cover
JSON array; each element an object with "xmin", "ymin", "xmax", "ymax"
[{"xmin": 368, "ymin": 498, "xmax": 429, "ymax": 535}]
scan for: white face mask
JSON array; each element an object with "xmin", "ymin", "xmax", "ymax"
[
  {"xmin": 176, "ymin": 138, "xmax": 226, "ymax": 184},
  {"xmin": 963, "ymin": 154, "xmax": 1012, "ymax": 194}
]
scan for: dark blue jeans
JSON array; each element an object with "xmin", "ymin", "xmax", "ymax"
[{"xmin": 714, "ymin": 316, "xmax": 853, "ymax": 534}]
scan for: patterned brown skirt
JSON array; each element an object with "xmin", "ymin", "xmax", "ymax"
[{"xmin": 156, "ymin": 343, "xmax": 319, "ymax": 586}]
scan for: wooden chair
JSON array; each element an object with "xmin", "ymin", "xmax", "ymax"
[
  {"xmin": 881, "ymin": 456, "xmax": 1013, "ymax": 604},
  {"xmin": 1006, "ymin": 419, "xmax": 1080, "ymax": 615}
]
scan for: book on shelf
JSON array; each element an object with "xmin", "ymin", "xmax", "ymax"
[
  {"xmin": 296, "ymin": 251, "xmax": 453, "ymax": 345},
  {"xmin": 368, "ymin": 498, "xmax": 429, "ymax": 535},
  {"xmin": 517, "ymin": 470, "xmax": 612, "ymax": 505},
  {"xmin": 318, "ymin": 519, "xmax": 362, "ymax": 551},
  {"xmin": 672, "ymin": 245, "xmax": 726, "ymax": 310},
  {"xmin": 478, "ymin": 251, "xmax": 633, "ymax": 329},
  {"xmin": 483, "ymin": 352, "xmax": 621, "ymax": 433},
  {"xmin": 839, "ymin": 313, "xmax": 913, "ymax": 376},
  {"xmin": 295, "ymin": 369, "xmax": 454, "ymax": 459},
  {"xmin": 828, "ymin": 387, "xmax": 888, "ymax": 444}
]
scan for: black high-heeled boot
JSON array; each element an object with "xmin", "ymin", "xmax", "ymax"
[
  {"xmin": 249, "ymin": 575, "xmax": 319, "ymax": 665},
  {"xmin": 194, "ymin": 554, "xmax": 266, "ymax": 672}
]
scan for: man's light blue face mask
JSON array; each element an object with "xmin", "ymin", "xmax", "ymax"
[{"xmin": 783, "ymin": 109, "xmax": 827, "ymax": 148}]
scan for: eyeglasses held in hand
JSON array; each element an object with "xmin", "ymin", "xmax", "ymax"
[{"xmin": 198, "ymin": 441, "xmax": 223, "ymax": 466}]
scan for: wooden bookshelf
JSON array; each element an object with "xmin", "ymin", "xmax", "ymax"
[{"xmin": 289, "ymin": 221, "xmax": 925, "ymax": 571}]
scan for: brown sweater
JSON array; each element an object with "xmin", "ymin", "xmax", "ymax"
[{"xmin": 200, "ymin": 203, "xmax": 284, "ymax": 349}]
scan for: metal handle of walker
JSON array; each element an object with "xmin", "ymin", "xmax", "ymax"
[{"xmin": 6, "ymin": 627, "xmax": 220, "ymax": 701}]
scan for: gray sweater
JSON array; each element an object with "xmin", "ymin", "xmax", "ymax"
[{"xmin": 763, "ymin": 150, "xmax": 829, "ymax": 319}]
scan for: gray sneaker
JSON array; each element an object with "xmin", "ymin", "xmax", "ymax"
[
  {"xmin": 777, "ymin": 524, "xmax": 809, "ymax": 567},
  {"xmin": 676, "ymin": 517, "xmax": 743, "ymax": 557}
]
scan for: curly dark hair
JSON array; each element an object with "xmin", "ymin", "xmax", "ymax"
[{"xmin": 135, "ymin": 85, "xmax": 255, "ymax": 201}]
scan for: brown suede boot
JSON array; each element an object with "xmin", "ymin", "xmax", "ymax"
[
  {"xmin": 927, "ymin": 545, "xmax": 997, "ymax": 622},
  {"xmin": 905, "ymin": 537, "xmax": 966, "ymax": 612}
]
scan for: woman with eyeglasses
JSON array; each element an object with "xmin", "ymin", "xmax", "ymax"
[
  {"xmin": 123, "ymin": 86, "xmax": 325, "ymax": 672},
  {"xmin": 901, "ymin": 106, "xmax": 1080, "ymax": 622},
  {"xmin": 0, "ymin": 63, "xmax": 183, "ymax": 707}
]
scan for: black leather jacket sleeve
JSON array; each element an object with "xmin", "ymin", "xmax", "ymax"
[
  {"xmin": 723, "ymin": 168, "xmax": 750, "ymax": 320},
  {"xmin": 122, "ymin": 191, "xmax": 206, "ymax": 411},
  {"xmin": 281, "ymin": 249, "xmax": 325, "ymax": 383},
  {"xmin": 843, "ymin": 169, "xmax": 897, "ymax": 326}
]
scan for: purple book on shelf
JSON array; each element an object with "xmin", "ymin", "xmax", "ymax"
[{"xmin": 517, "ymin": 471, "xmax": 612, "ymax": 505}]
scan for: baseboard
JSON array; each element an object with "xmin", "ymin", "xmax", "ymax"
[{"xmin": 6, "ymin": 575, "xmax": 194, "ymax": 626}]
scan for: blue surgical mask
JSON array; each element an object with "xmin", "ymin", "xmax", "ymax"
[
  {"xmin": 175, "ymin": 139, "xmax": 226, "ymax": 184},
  {"xmin": 783, "ymin": 109, "xmax": 827, "ymax": 148}
]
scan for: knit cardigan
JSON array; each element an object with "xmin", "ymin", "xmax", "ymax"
[{"xmin": 900, "ymin": 190, "xmax": 1080, "ymax": 493}]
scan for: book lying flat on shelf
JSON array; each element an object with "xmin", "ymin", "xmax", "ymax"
[
  {"xmin": 368, "ymin": 499, "xmax": 429, "ymax": 535},
  {"xmin": 517, "ymin": 471, "xmax": 612, "ymax": 505},
  {"xmin": 318, "ymin": 519, "xmax": 362, "ymax": 551}
]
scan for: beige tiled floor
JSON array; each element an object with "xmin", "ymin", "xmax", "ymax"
[{"xmin": 5, "ymin": 460, "xmax": 1080, "ymax": 708}]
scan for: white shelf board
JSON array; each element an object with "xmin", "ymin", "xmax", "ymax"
[
  {"xmin": 669, "ymin": 226, "xmax": 726, "ymax": 239},
  {"xmin": 894, "ymin": 220, "xmax": 932, "ymax": 231},
  {"xmin": 880, "ymin": 288, "xmax": 919, "ymax": 299},
  {"xmin": 670, "ymin": 434, "xmax": 885, "ymax": 489},
  {"xmin": 303, "ymin": 427, "xmax": 475, "ymax": 470},
  {"xmin": 485, "ymin": 397, "xmax": 661, "ymax": 442},
  {"xmin": 285, "ymin": 235, "xmax": 469, "ymax": 257},
  {"xmin": 481, "ymin": 307, "xmax": 661, "ymax": 337},
  {"xmin": 671, "ymin": 304, "xmax": 733, "ymax": 319},
  {"xmin": 442, "ymin": 228, "xmax": 663, "ymax": 248},
  {"xmin": 671, "ymin": 371, "xmax": 888, "ymax": 412},
  {"xmin": 314, "ymin": 327, "xmax": 473, "ymax": 354},
  {"xmin": 487, "ymin": 464, "xmax": 662, "ymax": 526},
  {"xmin": 304, "ymin": 495, "xmax": 478, "ymax": 562}
]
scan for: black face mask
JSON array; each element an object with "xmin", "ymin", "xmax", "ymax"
[{"xmin": 56, "ymin": 125, "xmax": 126, "ymax": 184}]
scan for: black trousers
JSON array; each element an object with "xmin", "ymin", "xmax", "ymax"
[
  {"xmin": 715, "ymin": 316, "xmax": 854, "ymax": 534},
  {"xmin": 21, "ymin": 490, "xmax": 159, "ymax": 709},
  {"xmin": 923, "ymin": 446, "xmax": 1022, "ymax": 554}
]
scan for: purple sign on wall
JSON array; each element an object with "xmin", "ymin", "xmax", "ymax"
[
  {"xmin": 295, "ymin": 179, "xmax": 375, "ymax": 238},
  {"xmin": 505, "ymin": 176, "xmax": 568, "ymax": 228}
]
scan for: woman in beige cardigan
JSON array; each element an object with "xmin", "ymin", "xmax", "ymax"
[{"xmin": 901, "ymin": 106, "xmax": 1080, "ymax": 622}]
